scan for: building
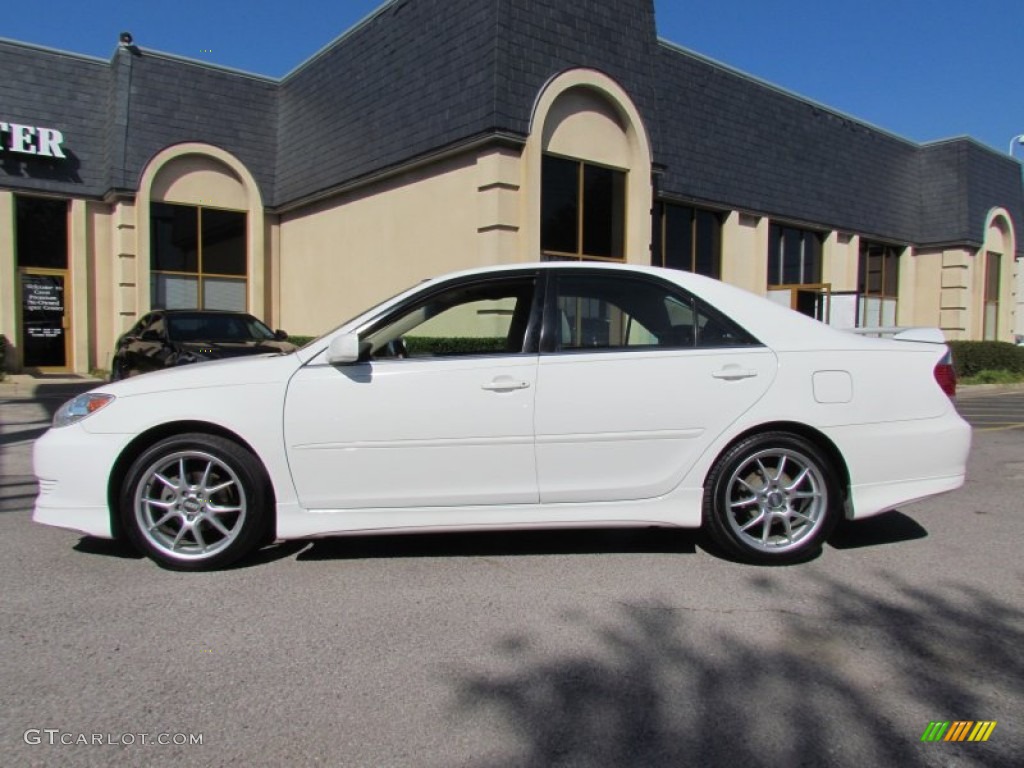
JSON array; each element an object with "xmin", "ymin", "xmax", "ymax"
[{"xmin": 1, "ymin": 0, "xmax": 1021, "ymax": 374}]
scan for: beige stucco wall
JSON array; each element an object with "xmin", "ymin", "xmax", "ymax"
[
  {"xmin": 278, "ymin": 153, "xmax": 488, "ymax": 336},
  {"xmin": 936, "ymin": 247, "xmax": 972, "ymax": 340},
  {"xmin": 68, "ymin": 199, "xmax": 89, "ymax": 372},
  {"xmin": 543, "ymin": 89, "xmax": 632, "ymax": 169},
  {"xmin": 150, "ymin": 155, "xmax": 250, "ymax": 211},
  {"xmin": 905, "ymin": 249, "xmax": 952, "ymax": 332},
  {"xmin": 720, "ymin": 212, "xmax": 768, "ymax": 295},
  {"xmin": 84, "ymin": 201, "xmax": 113, "ymax": 371},
  {"xmin": 822, "ymin": 232, "xmax": 858, "ymax": 292}
]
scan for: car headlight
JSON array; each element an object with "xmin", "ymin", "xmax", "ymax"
[{"xmin": 53, "ymin": 393, "xmax": 116, "ymax": 428}]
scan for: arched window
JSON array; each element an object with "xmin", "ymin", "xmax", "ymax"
[
  {"xmin": 541, "ymin": 154, "xmax": 625, "ymax": 260},
  {"xmin": 529, "ymin": 71, "xmax": 652, "ymax": 265},
  {"xmin": 137, "ymin": 144, "xmax": 266, "ymax": 319},
  {"xmin": 150, "ymin": 202, "xmax": 247, "ymax": 310}
]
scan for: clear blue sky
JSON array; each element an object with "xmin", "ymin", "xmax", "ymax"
[{"xmin": 3, "ymin": 0, "xmax": 1023, "ymax": 156}]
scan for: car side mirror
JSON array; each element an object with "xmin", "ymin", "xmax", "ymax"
[
  {"xmin": 327, "ymin": 333, "xmax": 371, "ymax": 365},
  {"xmin": 274, "ymin": 329, "xmax": 289, "ymax": 341}
]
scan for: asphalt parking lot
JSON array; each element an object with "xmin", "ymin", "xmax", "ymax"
[
  {"xmin": 956, "ymin": 389, "xmax": 1024, "ymax": 432},
  {"xmin": 1, "ymin": 382, "xmax": 1022, "ymax": 767}
]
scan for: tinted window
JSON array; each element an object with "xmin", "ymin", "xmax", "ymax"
[
  {"xmin": 769, "ymin": 224, "xmax": 823, "ymax": 286},
  {"xmin": 151, "ymin": 203, "xmax": 199, "ymax": 273},
  {"xmin": 16, "ymin": 196, "xmax": 68, "ymax": 269},
  {"xmin": 150, "ymin": 203, "xmax": 247, "ymax": 310},
  {"xmin": 167, "ymin": 313, "xmax": 272, "ymax": 342},
  {"xmin": 541, "ymin": 156, "xmax": 578, "ymax": 255},
  {"xmin": 542, "ymin": 155, "xmax": 626, "ymax": 260},
  {"xmin": 653, "ymin": 203, "xmax": 722, "ymax": 279},
  {"xmin": 549, "ymin": 273, "xmax": 758, "ymax": 352},
  {"xmin": 581, "ymin": 164, "xmax": 625, "ymax": 259},
  {"xmin": 364, "ymin": 276, "xmax": 537, "ymax": 359},
  {"xmin": 202, "ymin": 209, "xmax": 246, "ymax": 276}
]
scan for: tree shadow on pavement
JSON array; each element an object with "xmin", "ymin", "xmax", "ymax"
[{"xmin": 451, "ymin": 575, "xmax": 1023, "ymax": 768}]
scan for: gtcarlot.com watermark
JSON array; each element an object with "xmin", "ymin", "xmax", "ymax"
[{"xmin": 24, "ymin": 729, "xmax": 203, "ymax": 747}]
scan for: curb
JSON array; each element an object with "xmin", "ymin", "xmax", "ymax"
[
  {"xmin": 956, "ymin": 382, "xmax": 1024, "ymax": 397},
  {"xmin": 0, "ymin": 374, "xmax": 104, "ymax": 398}
]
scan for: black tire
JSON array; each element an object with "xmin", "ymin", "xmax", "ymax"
[
  {"xmin": 119, "ymin": 433, "xmax": 272, "ymax": 570},
  {"xmin": 703, "ymin": 431, "xmax": 840, "ymax": 564}
]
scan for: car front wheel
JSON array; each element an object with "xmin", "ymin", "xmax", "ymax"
[
  {"xmin": 119, "ymin": 434, "xmax": 271, "ymax": 570},
  {"xmin": 703, "ymin": 432, "xmax": 840, "ymax": 564}
]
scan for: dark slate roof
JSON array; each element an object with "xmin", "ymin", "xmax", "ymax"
[
  {"xmin": 2, "ymin": 0, "xmax": 1022, "ymax": 254},
  {"xmin": 114, "ymin": 49, "xmax": 279, "ymax": 203},
  {"xmin": 491, "ymin": 0, "xmax": 661, "ymax": 146},
  {"xmin": 918, "ymin": 139, "xmax": 1024, "ymax": 249},
  {"xmin": 0, "ymin": 40, "xmax": 109, "ymax": 195},
  {"xmin": 653, "ymin": 41, "xmax": 1024, "ymax": 253},
  {"xmin": 1, "ymin": 39, "xmax": 279, "ymax": 203},
  {"xmin": 275, "ymin": 0, "xmax": 502, "ymax": 206},
  {"xmin": 653, "ymin": 41, "xmax": 920, "ymax": 241}
]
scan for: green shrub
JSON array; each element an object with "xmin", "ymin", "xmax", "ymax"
[
  {"xmin": 284, "ymin": 336, "xmax": 508, "ymax": 356},
  {"xmin": 960, "ymin": 369, "xmax": 1024, "ymax": 385},
  {"xmin": 405, "ymin": 336, "xmax": 508, "ymax": 356},
  {"xmin": 0, "ymin": 333, "xmax": 6, "ymax": 380},
  {"xmin": 947, "ymin": 341, "xmax": 1024, "ymax": 378}
]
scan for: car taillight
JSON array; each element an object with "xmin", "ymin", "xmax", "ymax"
[{"xmin": 934, "ymin": 350, "xmax": 957, "ymax": 398}]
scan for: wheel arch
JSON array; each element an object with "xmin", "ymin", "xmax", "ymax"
[
  {"xmin": 704, "ymin": 421, "xmax": 851, "ymax": 502},
  {"xmin": 106, "ymin": 420, "xmax": 277, "ymax": 540}
]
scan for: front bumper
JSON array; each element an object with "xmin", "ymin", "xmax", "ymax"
[{"xmin": 32, "ymin": 425, "xmax": 133, "ymax": 539}]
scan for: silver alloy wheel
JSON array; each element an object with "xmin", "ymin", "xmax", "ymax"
[
  {"xmin": 724, "ymin": 447, "xmax": 827, "ymax": 554},
  {"xmin": 133, "ymin": 450, "xmax": 248, "ymax": 562}
]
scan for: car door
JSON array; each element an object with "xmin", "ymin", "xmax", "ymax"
[
  {"xmin": 284, "ymin": 272, "xmax": 542, "ymax": 510},
  {"xmin": 534, "ymin": 270, "xmax": 777, "ymax": 503}
]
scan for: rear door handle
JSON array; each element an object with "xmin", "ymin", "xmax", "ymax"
[
  {"xmin": 482, "ymin": 376, "xmax": 531, "ymax": 392},
  {"xmin": 712, "ymin": 367, "xmax": 758, "ymax": 381}
]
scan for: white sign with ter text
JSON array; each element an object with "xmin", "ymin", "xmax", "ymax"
[{"xmin": 0, "ymin": 121, "xmax": 65, "ymax": 158}]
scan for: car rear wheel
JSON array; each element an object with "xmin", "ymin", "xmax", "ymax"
[
  {"xmin": 703, "ymin": 432, "xmax": 840, "ymax": 564},
  {"xmin": 119, "ymin": 434, "xmax": 271, "ymax": 570}
]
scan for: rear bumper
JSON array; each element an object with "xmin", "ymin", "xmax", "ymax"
[
  {"xmin": 830, "ymin": 411, "xmax": 971, "ymax": 520},
  {"xmin": 846, "ymin": 472, "xmax": 965, "ymax": 520}
]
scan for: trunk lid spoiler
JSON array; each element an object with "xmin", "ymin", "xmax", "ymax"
[{"xmin": 846, "ymin": 326, "xmax": 947, "ymax": 344}]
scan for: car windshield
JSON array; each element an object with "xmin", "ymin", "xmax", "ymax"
[{"xmin": 166, "ymin": 313, "xmax": 275, "ymax": 343}]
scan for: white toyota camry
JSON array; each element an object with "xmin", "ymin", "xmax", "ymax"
[{"xmin": 34, "ymin": 262, "xmax": 971, "ymax": 569}]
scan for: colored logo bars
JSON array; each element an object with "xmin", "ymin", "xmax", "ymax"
[{"xmin": 921, "ymin": 721, "xmax": 997, "ymax": 742}]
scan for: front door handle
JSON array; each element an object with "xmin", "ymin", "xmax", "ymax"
[
  {"xmin": 712, "ymin": 366, "xmax": 758, "ymax": 381},
  {"xmin": 482, "ymin": 376, "xmax": 531, "ymax": 392}
]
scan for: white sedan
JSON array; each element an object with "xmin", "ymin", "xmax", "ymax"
[{"xmin": 33, "ymin": 262, "xmax": 971, "ymax": 569}]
